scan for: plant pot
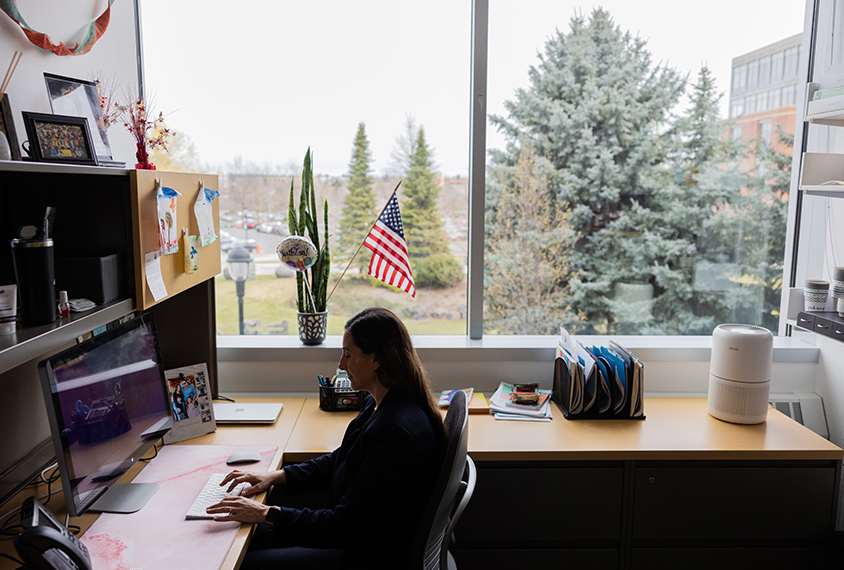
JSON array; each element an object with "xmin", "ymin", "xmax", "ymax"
[{"xmin": 297, "ymin": 311, "xmax": 328, "ymax": 345}]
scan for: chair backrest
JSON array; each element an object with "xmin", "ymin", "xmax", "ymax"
[{"xmin": 411, "ymin": 389, "xmax": 469, "ymax": 570}]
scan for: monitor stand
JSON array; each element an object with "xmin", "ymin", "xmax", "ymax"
[{"xmin": 89, "ymin": 483, "xmax": 160, "ymax": 514}]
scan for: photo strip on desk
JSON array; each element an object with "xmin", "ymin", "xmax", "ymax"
[{"xmin": 553, "ymin": 328, "xmax": 644, "ymax": 420}]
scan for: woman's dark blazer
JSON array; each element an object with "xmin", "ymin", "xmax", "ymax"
[{"xmin": 272, "ymin": 388, "xmax": 441, "ymax": 568}]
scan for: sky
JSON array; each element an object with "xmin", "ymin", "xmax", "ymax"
[{"xmin": 140, "ymin": 0, "xmax": 806, "ymax": 177}]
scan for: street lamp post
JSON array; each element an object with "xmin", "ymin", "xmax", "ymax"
[{"xmin": 227, "ymin": 247, "xmax": 253, "ymax": 335}]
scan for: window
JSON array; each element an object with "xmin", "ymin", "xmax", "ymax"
[
  {"xmin": 783, "ymin": 46, "xmax": 798, "ymax": 79},
  {"xmin": 756, "ymin": 91, "xmax": 768, "ymax": 112},
  {"xmin": 759, "ymin": 119, "xmax": 773, "ymax": 146},
  {"xmin": 782, "ymin": 83, "xmax": 796, "ymax": 105},
  {"xmin": 484, "ymin": 1, "xmax": 800, "ymax": 336},
  {"xmin": 142, "ymin": 1, "xmax": 469, "ymax": 337},
  {"xmin": 758, "ymin": 55, "xmax": 771, "ymax": 87},
  {"xmin": 141, "ymin": 0, "xmax": 803, "ymax": 339},
  {"xmin": 745, "ymin": 94, "xmax": 757, "ymax": 114},
  {"xmin": 747, "ymin": 59, "xmax": 759, "ymax": 91},
  {"xmin": 768, "ymin": 87, "xmax": 781, "ymax": 109},
  {"xmin": 771, "ymin": 51, "xmax": 784, "ymax": 83},
  {"xmin": 733, "ymin": 64, "xmax": 748, "ymax": 94}
]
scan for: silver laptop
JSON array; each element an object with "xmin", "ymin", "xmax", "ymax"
[{"xmin": 213, "ymin": 403, "xmax": 283, "ymax": 424}]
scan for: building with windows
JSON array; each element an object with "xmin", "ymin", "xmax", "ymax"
[{"xmin": 729, "ymin": 34, "xmax": 802, "ymax": 171}]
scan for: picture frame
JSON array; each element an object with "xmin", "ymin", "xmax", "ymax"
[
  {"xmin": 162, "ymin": 363, "xmax": 217, "ymax": 444},
  {"xmin": 43, "ymin": 73, "xmax": 114, "ymax": 163},
  {"xmin": 21, "ymin": 112, "xmax": 99, "ymax": 166},
  {"xmin": 0, "ymin": 93, "xmax": 21, "ymax": 160}
]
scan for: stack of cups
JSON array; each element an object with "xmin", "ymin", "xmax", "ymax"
[
  {"xmin": 834, "ymin": 267, "xmax": 844, "ymax": 317},
  {"xmin": 804, "ymin": 280, "xmax": 830, "ymax": 311}
]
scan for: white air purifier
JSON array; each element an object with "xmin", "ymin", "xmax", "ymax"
[{"xmin": 707, "ymin": 324, "xmax": 774, "ymax": 425}]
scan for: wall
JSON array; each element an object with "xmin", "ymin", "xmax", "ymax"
[
  {"xmin": 217, "ymin": 336, "xmax": 820, "ymax": 402},
  {"xmin": 0, "ymin": 0, "xmax": 139, "ymax": 165},
  {"xmin": 812, "ymin": 335, "xmax": 844, "ymax": 446}
]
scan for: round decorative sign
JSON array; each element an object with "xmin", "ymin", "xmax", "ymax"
[{"xmin": 277, "ymin": 235, "xmax": 318, "ymax": 272}]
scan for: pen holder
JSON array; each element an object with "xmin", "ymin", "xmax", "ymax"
[{"xmin": 318, "ymin": 385, "xmax": 366, "ymax": 412}]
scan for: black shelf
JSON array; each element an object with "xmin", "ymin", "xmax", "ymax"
[
  {"xmin": 0, "ymin": 298, "xmax": 135, "ymax": 375},
  {"xmin": 796, "ymin": 311, "xmax": 844, "ymax": 343}
]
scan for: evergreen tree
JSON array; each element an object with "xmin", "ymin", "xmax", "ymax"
[
  {"xmin": 616, "ymin": 66, "xmax": 748, "ymax": 335},
  {"xmin": 337, "ymin": 123, "xmax": 376, "ymax": 273},
  {"xmin": 402, "ymin": 128, "xmax": 462, "ymax": 288},
  {"xmin": 402, "ymin": 128, "xmax": 449, "ymax": 258},
  {"xmin": 489, "ymin": 8, "xmax": 685, "ymax": 333},
  {"xmin": 720, "ymin": 128, "xmax": 791, "ymax": 332},
  {"xmin": 485, "ymin": 139, "xmax": 575, "ymax": 333}
]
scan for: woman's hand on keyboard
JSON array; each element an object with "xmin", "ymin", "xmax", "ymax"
[
  {"xmin": 206, "ymin": 496, "xmax": 270, "ymax": 524},
  {"xmin": 219, "ymin": 469, "xmax": 284, "ymax": 497}
]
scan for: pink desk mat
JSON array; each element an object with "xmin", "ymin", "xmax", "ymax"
[{"xmin": 81, "ymin": 444, "xmax": 277, "ymax": 570}]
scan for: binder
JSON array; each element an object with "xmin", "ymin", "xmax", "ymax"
[{"xmin": 552, "ymin": 334, "xmax": 645, "ymax": 420}]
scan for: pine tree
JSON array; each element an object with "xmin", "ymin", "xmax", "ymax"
[
  {"xmin": 485, "ymin": 139, "xmax": 574, "ymax": 333},
  {"xmin": 401, "ymin": 128, "xmax": 462, "ymax": 288},
  {"xmin": 402, "ymin": 128, "xmax": 449, "ymax": 258},
  {"xmin": 488, "ymin": 8, "xmax": 685, "ymax": 333},
  {"xmin": 337, "ymin": 123, "xmax": 376, "ymax": 273},
  {"xmin": 617, "ymin": 66, "xmax": 749, "ymax": 335}
]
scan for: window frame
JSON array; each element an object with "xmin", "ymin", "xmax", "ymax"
[{"xmin": 185, "ymin": 0, "xmax": 814, "ymax": 347}]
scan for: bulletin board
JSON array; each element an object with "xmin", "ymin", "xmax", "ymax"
[{"xmin": 130, "ymin": 170, "xmax": 221, "ymax": 310}]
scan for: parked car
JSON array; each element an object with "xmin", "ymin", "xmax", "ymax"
[
  {"xmin": 221, "ymin": 237, "xmax": 257, "ymax": 252},
  {"xmin": 257, "ymin": 221, "xmax": 289, "ymax": 236}
]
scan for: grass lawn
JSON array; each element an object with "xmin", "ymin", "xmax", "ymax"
[{"xmin": 215, "ymin": 274, "xmax": 466, "ymax": 336}]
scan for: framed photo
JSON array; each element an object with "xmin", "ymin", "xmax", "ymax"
[
  {"xmin": 21, "ymin": 112, "xmax": 99, "ymax": 166},
  {"xmin": 162, "ymin": 363, "xmax": 217, "ymax": 444},
  {"xmin": 44, "ymin": 73, "xmax": 114, "ymax": 163},
  {"xmin": 0, "ymin": 94, "xmax": 21, "ymax": 160}
]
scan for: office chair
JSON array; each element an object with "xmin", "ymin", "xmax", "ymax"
[{"xmin": 411, "ymin": 389, "xmax": 476, "ymax": 570}]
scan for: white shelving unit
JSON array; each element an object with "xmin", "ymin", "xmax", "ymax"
[{"xmin": 800, "ymin": 83, "xmax": 844, "ymax": 197}]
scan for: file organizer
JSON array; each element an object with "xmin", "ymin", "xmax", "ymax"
[{"xmin": 552, "ymin": 339, "xmax": 645, "ymax": 420}]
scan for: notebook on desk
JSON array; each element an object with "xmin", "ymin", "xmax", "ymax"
[{"xmin": 213, "ymin": 402, "xmax": 283, "ymax": 424}]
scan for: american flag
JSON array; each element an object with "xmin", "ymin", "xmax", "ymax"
[{"xmin": 364, "ymin": 193, "xmax": 415, "ymax": 297}]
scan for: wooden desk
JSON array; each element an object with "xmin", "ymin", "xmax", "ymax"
[
  {"xmin": 467, "ymin": 396, "xmax": 843, "ymax": 461},
  {"xmin": 282, "ymin": 398, "xmax": 356, "ymax": 463},
  {"xmin": 3, "ymin": 396, "xmax": 842, "ymax": 570}
]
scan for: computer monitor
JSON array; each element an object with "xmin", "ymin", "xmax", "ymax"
[{"xmin": 38, "ymin": 313, "xmax": 173, "ymax": 517}]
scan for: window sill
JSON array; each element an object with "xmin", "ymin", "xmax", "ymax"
[{"xmin": 216, "ymin": 333, "xmax": 820, "ymax": 363}]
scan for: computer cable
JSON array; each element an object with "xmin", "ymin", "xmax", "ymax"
[
  {"xmin": 139, "ymin": 443, "xmax": 159, "ymax": 462},
  {"xmin": 0, "ymin": 552, "xmax": 24, "ymax": 566}
]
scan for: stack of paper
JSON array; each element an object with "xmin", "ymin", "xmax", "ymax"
[
  {"xmin": 554, "ymin": 327, "xmax": 644, "ymax": 420},
  {"xmin": 489, "ymin": 382, "xmax": 553, "ymax": 422}
]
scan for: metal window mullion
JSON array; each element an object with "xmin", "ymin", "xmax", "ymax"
[{"xmin": 467, "ymin": 0, "xmax": 488, "ymax": 340}]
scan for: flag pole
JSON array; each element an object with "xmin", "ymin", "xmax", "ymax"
[{"xmin": 326, "ymin": 180, "xmax": 402, "ymax": 304}]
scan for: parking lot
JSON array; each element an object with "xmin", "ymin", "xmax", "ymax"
[{"xmin": 219, "ymin": 226, "xmax": 293, "ymax": 277}]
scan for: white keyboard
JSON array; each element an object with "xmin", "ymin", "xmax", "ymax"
[{"xmin": 185, "ymin": 472, "xmax": 247, "ymax": 520}]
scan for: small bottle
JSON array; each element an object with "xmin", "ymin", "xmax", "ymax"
[{"xmin": 57, "ymin": 290, "xmax": 70, "ymax": 317}]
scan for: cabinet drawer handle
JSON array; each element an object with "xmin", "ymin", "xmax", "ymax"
[
  {"xmin": 799, "ymin": 318, "xmax": 810, "ymax": 323},
  {"xmin": 836, "ymin": 330, "xmax": 844, "ymax": 335},
  {"xmin": 816, "ymin": 324, "xmax": 829, "ymax": 329}
]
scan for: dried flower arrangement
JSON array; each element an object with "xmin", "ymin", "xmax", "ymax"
[
  {"xmin": 95, "ymin": 81, "xmax": 175, "ymax": 170},
  {"xmin": 121, "ymin": 95, "xmax": 173, "ymax": 170}
]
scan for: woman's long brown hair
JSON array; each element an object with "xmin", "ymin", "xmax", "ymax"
[{"xmin": 344, "ymin": 307, "xmax": 447, "ymax": 447}]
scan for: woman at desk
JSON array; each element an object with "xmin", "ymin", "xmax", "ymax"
[{"xmin": 206, "ymin": 307, "xmax": 447, "ymax": 569}]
